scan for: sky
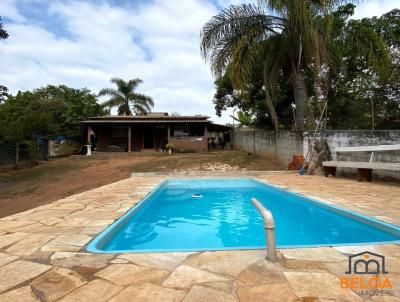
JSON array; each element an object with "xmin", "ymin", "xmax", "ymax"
[{"xmin": 0, "ymin": 0, "xmax": 399, "ymax": 124}]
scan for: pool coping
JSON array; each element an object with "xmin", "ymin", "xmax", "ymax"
[{"xmin": 130, "ymin": 170, "xmax": 297, "ymax": 177}]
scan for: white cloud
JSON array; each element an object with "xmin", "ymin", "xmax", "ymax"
[
  {"xmin": 0, "ymin": 0, "xmax": 225, "ymax": 121},
  {"xmin": 353, "ymin": 0, "xmax": 399, "ymax": 19},
  {"xmin": 1, "ymin": 0, "xmax": 398, "ymax": 124},
  {"xmin": 0, "ymin": 0, "xmax": 25, "ymax": 22}
]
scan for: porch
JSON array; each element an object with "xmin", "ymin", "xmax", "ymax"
[{"xmin": 82, "ymin": 115, "xmax": 230, "ymax": 153}]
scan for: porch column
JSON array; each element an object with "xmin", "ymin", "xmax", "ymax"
[
  {"xmin": 204, "ymin": 124, "xmax": 208, "ymax": 151},
  {"xmin": 87, "ymin": 125, "xmax": 92, "ymax": 144},
  {"xmin": 128, "ymin": 125, "xmax": 132, "ymax": 152},
  {"xmin": 167, "ymin": 125, "xmax": 171, "ymax": 143}
]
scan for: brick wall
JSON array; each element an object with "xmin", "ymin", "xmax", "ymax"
[{"xmin": 169, "ymin": 137, "xmax": 207, "ymax": 152}]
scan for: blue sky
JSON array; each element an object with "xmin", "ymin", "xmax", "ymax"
[{"xmin": 0, "ymin": 0, "xmax": 399, "ymax": 123}]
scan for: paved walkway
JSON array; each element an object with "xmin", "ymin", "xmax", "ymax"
[{"xmin": 0, "ymin": 174, "xmax": 399, "ymax": 301}]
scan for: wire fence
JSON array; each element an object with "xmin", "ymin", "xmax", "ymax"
[
  {"xmin": 0, "ymin": 141, "xmax": 49, "ymax": 168},
  {"xmin": 0, "ymin": 142, "xmax": 16, "ymax": 166}
]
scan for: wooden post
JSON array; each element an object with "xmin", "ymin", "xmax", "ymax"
[
  {"xmin": 167, "ymin": 125, "xmax": 171, "ymax": 143},
  {"xmin": 153, "ymin": 127, "xmax": 156, "ymax": 151},
  {"xmin": 15, "ymin": 142, "xmax": 19, "ymax": 170},
  {"xmin": 128, "ymin": 125, "xmax": 132, "ymax": 152},
  {"xmin": 87, "ymin": 125, "xmax": 92, "ymax": 144},
  {"xmin": 204, "ymin": 124, "xmax": 208, "ymax": 152},
  {"xmin": 47, "ymin": 139, "xmax": 51, "ymax": 159},
  {"xmin": 231, "ymin": 130, "xmax": 233, "ymax": 150}
]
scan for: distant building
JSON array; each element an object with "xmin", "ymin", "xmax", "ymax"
[{"xmin": 81, "ymin": 113, "xmax": 231, "ymax": 152}]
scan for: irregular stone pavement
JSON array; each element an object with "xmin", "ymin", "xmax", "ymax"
[{"xmin": 0, "ymin": 173, "xmax": 399, "ymax": 301}]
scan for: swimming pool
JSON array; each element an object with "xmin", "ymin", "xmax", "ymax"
[{"xmin": 87, "ymin": 179, "xmax": 400, "ymax": 253}]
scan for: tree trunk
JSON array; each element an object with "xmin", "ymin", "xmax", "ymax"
[
  {"xmin": 307, "ymin": 140, "xmax": 330, "ymax": 175},
  {"xmin": 370, "ymin": 97, "xmax": 375, "ymax": 130},
  {"xmin": 291, "ymin": 71, "xmax": 307, "ymax": 131},
  {"xmin": 263, "ymin": 66, "xmax": 279, "ymax": 131}
]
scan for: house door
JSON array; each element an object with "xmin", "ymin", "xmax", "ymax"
[
  {"xmin": 143, "ymin": 127, "xmax": 155, "ymax": 149},
  {"xmin": 154, "ymin": 126, "xmax": 168, "ymax": 150}
]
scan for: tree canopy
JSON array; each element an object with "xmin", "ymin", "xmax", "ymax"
[
  {"xmin": 0, "ymin": 85, "xmax": 105, "ymax": 142},
  {"xmin": 203, "ymin": 2, "xmax": 399, "ymax": 130},
  {"xmin": 1, "ymin": 18, "xmax": 9, "ymax": 103},
  {"xmin": 201, "ymin": 0, "xmax": 354, "ymax": 131},
  {"xmin": 0, "ymin": 17, "xmax": 8, "ymax": 40}
]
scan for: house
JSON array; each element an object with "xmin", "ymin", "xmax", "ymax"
[{"xmin": 81, "ymin": 113, "xmax": 231, "ymax": 152}]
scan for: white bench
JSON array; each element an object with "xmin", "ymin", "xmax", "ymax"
[{"xmin": 322, "ymin": 144, "xmax": 400, "ymax": 181}]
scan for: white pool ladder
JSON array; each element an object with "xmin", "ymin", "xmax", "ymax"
[{"xmin": 251, "ymin": 198, "xmax": 278, "ymax": 262}]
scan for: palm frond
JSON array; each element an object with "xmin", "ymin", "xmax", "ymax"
[
  {"xmin": 133, "ymin": 93, "xmax": 154, "ymax": 107},
  {"xmin": 345, "ymin": 19, "xmax": 390, "ymax": 78},
  {"xmin": 100, "ymin": 77, "xmax": 153, "ymax": 116},
  {"xmin": 200, "ymin": 4, "xmax": 283, "ymax": 77},
  {"xmin": 132, "ymin": 104, "xmax": 147, "ymax": 115},
  {"xmin": 127, "ymin": 78, "xmax": 143, "ymax": 90},
  {"xmin": 118, "ymin": 103, "xmax": 132, "ymax": 115},
  {"xmin": 130, "ymin": 93, "xmax": 154, "ymax": 114},
  {"xmin": 98, "ymin": 88, "xmax": 120, "ymax": 98},
  {"xmin": 229, "ymin": 28, "xmax": 264, "ymax": 86},
  {"xmin": 110, "ymin": 77, "xmax": 125, "ymax": 87},
  {"xmin": 102, "ymin": 96, "xmax": 125, "ymax": 108}
]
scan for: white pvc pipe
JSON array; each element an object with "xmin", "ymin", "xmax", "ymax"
[{"xmin": 251, "ymin": 198, "xmax": 278, "ymax": 262}]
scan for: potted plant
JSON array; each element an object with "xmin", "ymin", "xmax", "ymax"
[{"xmin": 165, "ymin": 143, "xmax": 174, "ymax": 155}]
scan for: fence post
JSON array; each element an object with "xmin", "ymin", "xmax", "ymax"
[{"xmin": 15, "ymin": 142, "xmax": 19, "ymax": 169}]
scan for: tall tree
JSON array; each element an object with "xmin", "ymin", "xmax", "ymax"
[
  {"xmin": 0, "ymin": 17, "xmax": 8, "ymax": 40},
  {"xmin": 0, "ymin": 85, "xmax": 104, "ymax": 141},
  {"xmin": 99, "ymin": 78, "xmax": 154, "ymax": 115},
  {"xmin": 200, "ymin": 1, "xmax": 355, "ymax": 131},
  {"xmin": 212, "ymin": 67, "xmax": 293, "ymax": 129},
  {"xmin": 0, "ymin": 85, "xmax": 8, "ymax": 103},
  {"xmin": 320, "ymin": 4, "xmax": 394, "ymax": 129},
  {"xmin": 1, "ymin": 18, "xmax": 9, "ymax": 104}
]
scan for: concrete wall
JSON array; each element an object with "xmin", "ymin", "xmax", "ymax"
[
  {"xmin": 233, "ymin": 129, "xmax": 303, "ymax": 162},
  {"xmin": 303, "ymin": 130, "xmax": 400, "ymax": 180},
  {"xmin": 233, "ymin": 129, "xmax": 400, "ymax": 180}
]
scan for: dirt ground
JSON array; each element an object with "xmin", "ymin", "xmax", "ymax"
[{"xmin": 0, "ymin": 151, "xmax": 285, "ymax": 218}]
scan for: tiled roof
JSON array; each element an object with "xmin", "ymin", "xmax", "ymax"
[{"xmin": 81, "ymin": 115, "xmax": 210, "ymax": 123}]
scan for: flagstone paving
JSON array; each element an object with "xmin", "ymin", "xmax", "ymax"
[{"xmin": 0, "ymin": 173, "xmax": 398, "ymax": 301}]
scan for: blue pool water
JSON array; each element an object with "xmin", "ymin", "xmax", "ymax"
[{"xmin": 87, "ymin": 179, "xmax": 400, "ymax": 253}]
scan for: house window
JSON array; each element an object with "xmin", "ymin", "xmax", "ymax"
[
  {"xmin": 171, "ymin": 124, "xmax": 204, "ymax": 137},
  {"xmin": 112, "ymin": 126, "xmax": 128, "ymax": 138}
]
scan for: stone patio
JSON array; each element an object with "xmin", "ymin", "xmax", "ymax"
[{"xmin": 0, "ymin": 173, "xmax": 399, "ymax": 301}]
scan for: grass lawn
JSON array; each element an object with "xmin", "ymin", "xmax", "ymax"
[{"xmin": 0, "ymin": 150, "xmax": 285, "ymax": 218}]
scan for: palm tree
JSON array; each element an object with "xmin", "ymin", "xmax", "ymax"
[
  {"xmin": 99, "ymin": 77, "xmax": 154, "ymax": 115},
  {"xmin": 200, "ymin": 1, "xmax": 348, "ymax": 131}
]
